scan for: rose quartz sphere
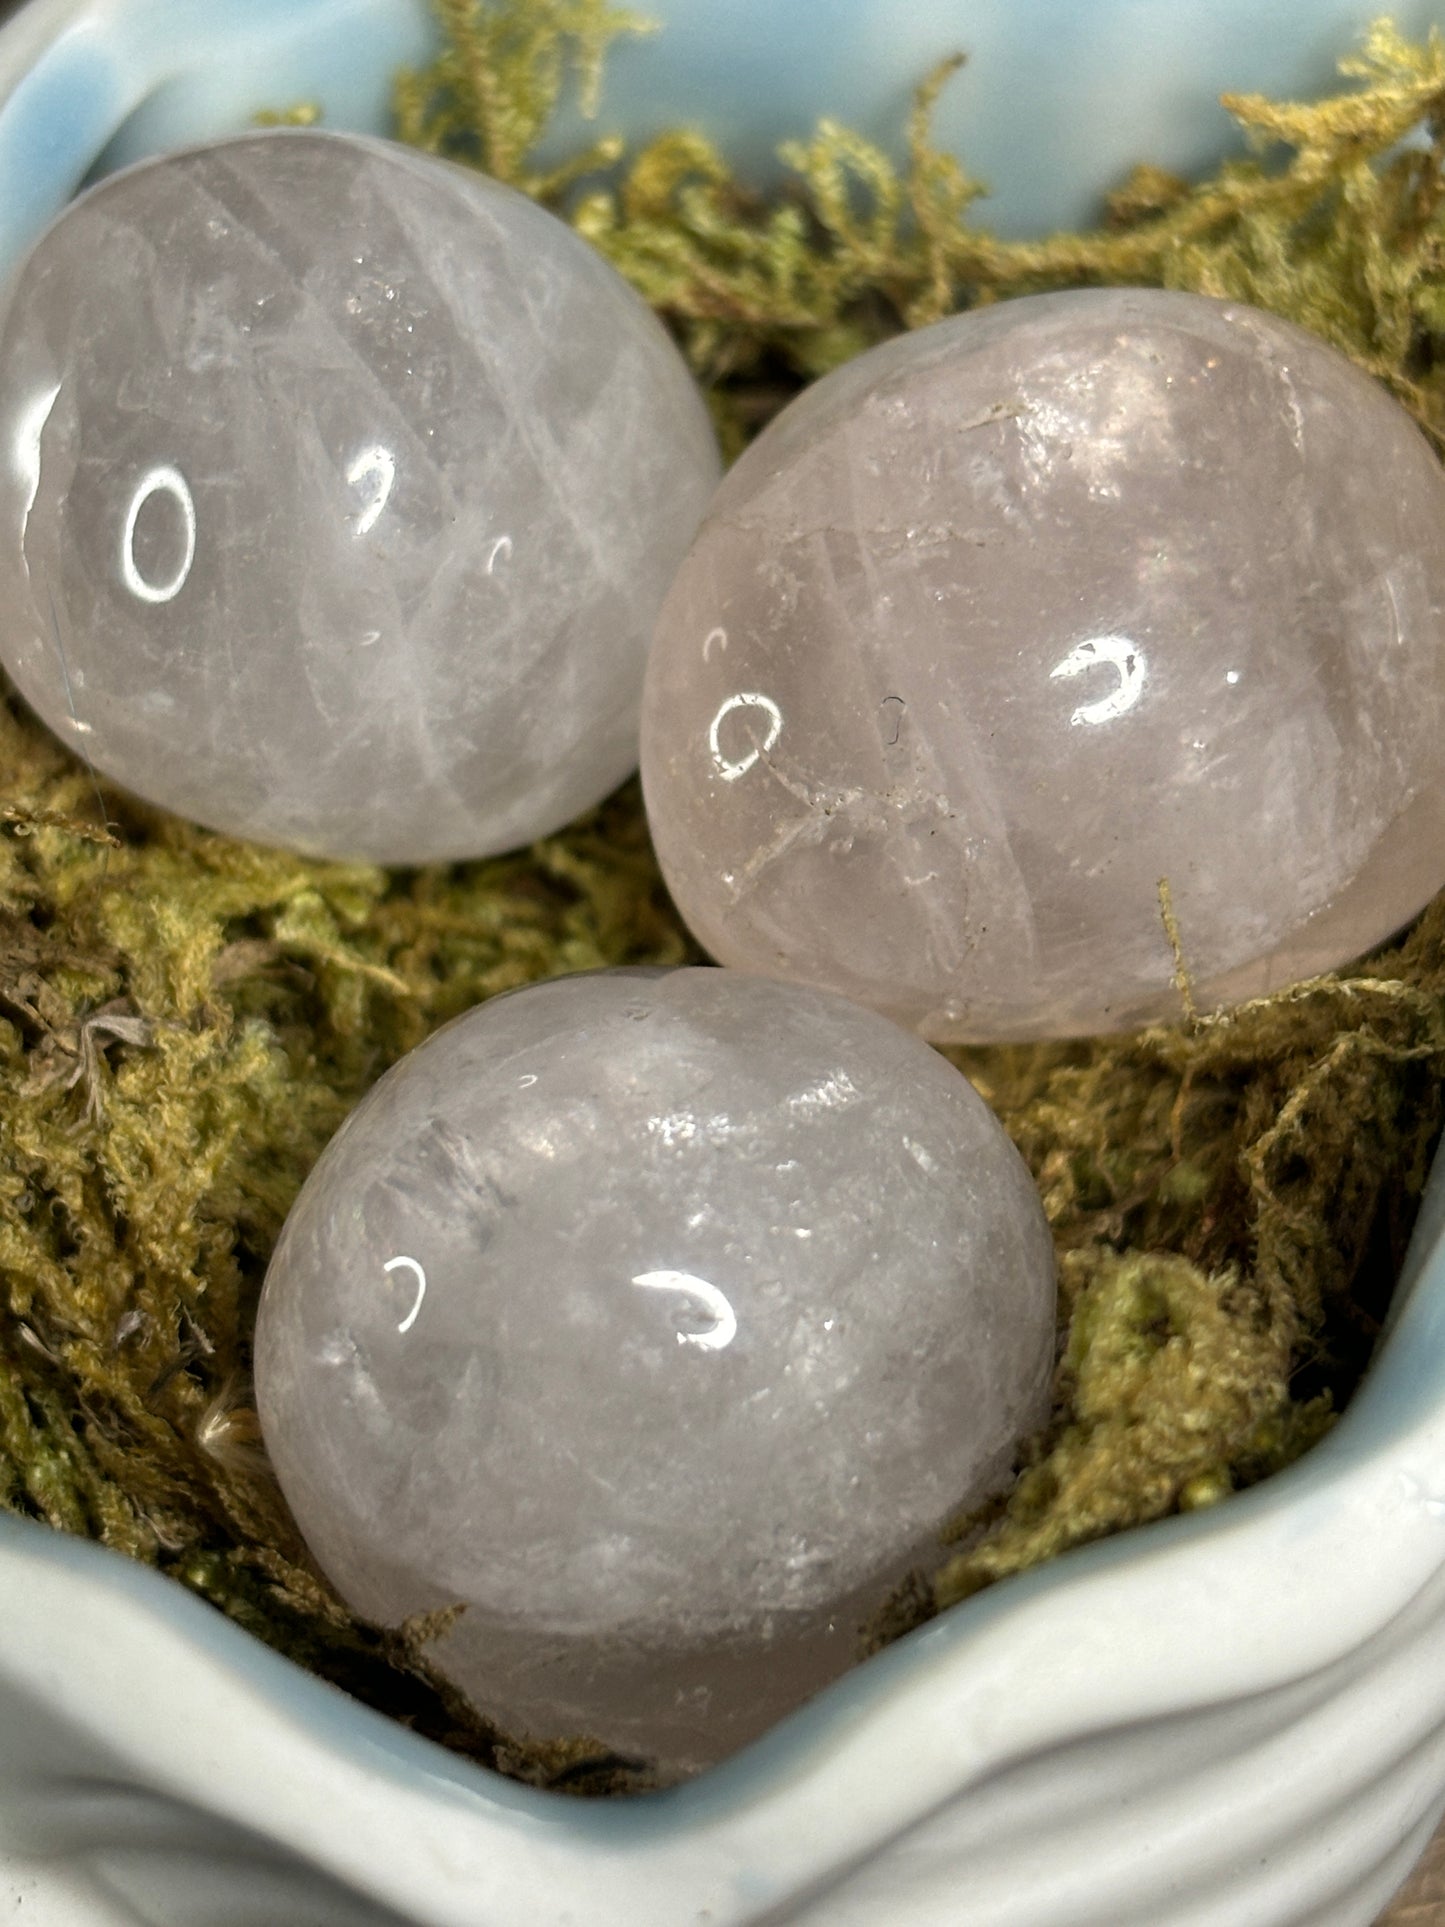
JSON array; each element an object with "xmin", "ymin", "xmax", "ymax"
[
  {"xmin": 254, "ymin": 968, "xmax": 1055, "ymax": 1782},
  {"xmin": 640, "ymin": 289, "xmax": 1445, "ymax": 1041},
  {"xmin": 0, "ymin": 129, "xmax": 720, "ymax": 862}
]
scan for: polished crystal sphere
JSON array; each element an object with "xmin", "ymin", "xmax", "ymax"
[
  {"xmin": 0, "ymin": 130, "xmax": 720, "ymax": 862},
  {"xmin": 640, "ymin": 289, "xmax": 1445, "ymax": 1041},
  {"xmin": 253, "ymin": 968, "xmax": 1055, "ymax": 1781}
]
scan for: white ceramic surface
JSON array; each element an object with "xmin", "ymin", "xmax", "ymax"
[{"xmin": 4, "ymin": 3, "xmax": 1445, "ymax": 1924}]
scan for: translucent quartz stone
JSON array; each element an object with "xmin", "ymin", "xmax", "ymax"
[
  {"xmin": 253, "ymin": 968, "xmax": 1055, "ymax": 1781},
  {"xmin": 0, "ymin": 130, "xmax": 720, "ymax": 863},
  {"xmin": 640, "ymin": 289, "xmax": 1445, "ymax": 1042}
]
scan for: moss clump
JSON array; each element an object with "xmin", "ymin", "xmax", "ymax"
[{"xmin": 4, "ymin": 0, "xmax": 1445, "ymax": 1792}]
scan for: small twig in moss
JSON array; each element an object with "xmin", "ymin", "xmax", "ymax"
[{"xmin": 2, "ymin": 806, "xmax": 120, "ymax": 848}]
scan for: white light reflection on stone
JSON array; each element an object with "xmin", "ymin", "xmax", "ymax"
[
  {"xmin": 708, "ymin": 692, "xmax": 783, "ymax": 781},
  {"xmin": 631, "ymin": 1269, "xmax": 738, "ymax": 1350},
  {"xmin": 1049, "ymin": 634, "xmax": 1148, "ymax": 726},
  {"xmin": 121, "ymin": 464, "xmax": 196, "ymax": 604},
  {"xmin": 384, "ymin": 1254, "xmax": 427, "ymax": 1333},
  {"xmin": 347, "ymin": 444, "xmax": 395, "ymax": 536},
  {"xmin": 15, "ymin": 382, "xmax": 61, "ymax": 568}
]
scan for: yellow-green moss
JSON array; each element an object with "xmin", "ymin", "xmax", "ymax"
[{"xmin": 4, "ymin": 0, "xmax": 1445, "ymax": 1791}]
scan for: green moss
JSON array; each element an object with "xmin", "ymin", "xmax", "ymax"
[{"xmin": 3, "ymin": 0, "xmax": 1445, "ymax": 1792}]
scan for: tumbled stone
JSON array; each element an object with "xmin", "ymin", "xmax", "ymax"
[
  {"xmin": 0, "ymin": 129, "xmax": 719, "ymax": 862},
  {"xmin": 253, "ymin": 967, "xmax": 1056, "ymax": 1781},
  {"xmin": 640, "ymin": 288, "xmax": 1445, "ymax": 1041}
]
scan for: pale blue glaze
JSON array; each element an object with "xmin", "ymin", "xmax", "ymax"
[
  {"xmin": 0, "ymin": 0, "xmax": 435, "ymax": 270},
  {"xmin": 3, "ymin": 0, "xmax": 1445, "ymax": 278},
  {"xmin": 543, "ymin": 0, "xmax": 1445, "ymax": 234},
  {"xmin": 0, "ymin": 27, "xmax": 125, "ymax": 261}
]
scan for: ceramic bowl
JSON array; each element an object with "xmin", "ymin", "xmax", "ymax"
[
  {"xmin": 4, "ymin": 0, "xmax": 1445, "ymax": 253},
  {"xmin": 4, "ymin": 3, "xmax": 1445, "ymax": 1924}
]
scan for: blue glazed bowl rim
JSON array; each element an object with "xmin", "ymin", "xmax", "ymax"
[{"xmin": 0, "ymin": 0, "xmax": 1442, "ymax": 1906}]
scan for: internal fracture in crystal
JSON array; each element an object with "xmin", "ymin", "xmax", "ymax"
[
  {"xmin": 0, "ymin": 129, "xmax": 720, "ymax": 861},
  {"xmin": 253, "ymin": 968, "xmax": 1056, "ymax": 1781},
  {"xmin": 640, "ymin": 289, "xmax": 1445, "ymax": 1041}
]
